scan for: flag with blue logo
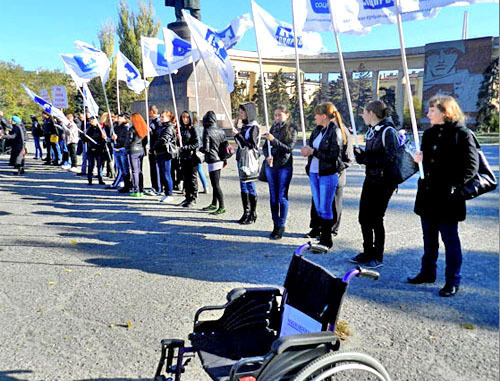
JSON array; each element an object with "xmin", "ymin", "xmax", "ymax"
[
  {"xmin": 81, "ymin": 82, "xmax": 99, "ymax": 118},
  {"xmin": 182, "ymin": 11, "xmax": 235, "ymax": 93},
  {"xmin": 141, "ymin": 36, "xmax": 178, "ymax": 78},
  {"xmin": 401, "ymin": 0, "xmax": 498, "ymax": 13},
  {"xmin": 328, "ymin": 0, "xmax": 439, "ymax": 34},
  {"xmin": 73, "ymin": 40, "xmax": 111, "ymax": 84},
  {"xmin": 116, "ymin": 50, "xmax": 148, "ymax": 94},
  {"xmin": 21, "ymin": 84, "xmax": 69, "ymax": 125},
  {"xmin": 251, "ymin": 1, "xmax": 325, "ymax": 56},
  {"xmin": 60, "ymin": 52, "xmax": 110, "ymax": 85},
  {"xmin": 217, "ymin": 14, "xmax": 254, "ymax": 50},
  {"xmin": 162, "ymin": 28, "xmax": 200, "ymax": 72}
]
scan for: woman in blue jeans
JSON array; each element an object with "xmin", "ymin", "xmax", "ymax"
[
  {"xmin": 263, "ymin": 105, "xmax": 297, "ymax": 240},
  {"xmin": 409, "ymin": 95, "xmax": 479, "ymax": 297},
  {"xmin": 154, "ymin": 110, "xmax": 177, "ymax": 203},
  {"xmin": 301, "ymin": 102, "xmax": 342, "ymax": 251}
]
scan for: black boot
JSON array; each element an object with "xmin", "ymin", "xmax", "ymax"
[
  {"xmin": 238, "ymin": 192, "xmax": 251, "ymax": 224},
  {"xmin": 243, "ymin": 194, "xmax": 257, "ymax": 225},
  {"xmin": 87, "ymin": 175, "xmax": 93, "ymax": 185},
  {"xmin": 318, "ymin": 218, "xmax": 334, "ymax": 249},
  {"xmin": 118, "ymin": 174, "xmax": 131, "ymax": 193},
  {"xmin": 272, "ymin": 226, "xmax": 285, "ymax": 240},
  {"xmin": 98, "ymin": 176, "xmax": 105, "ymax": 185},
  {"xmin": 269, "ymin": 225, "xmax": 279, "ymax": 239}
]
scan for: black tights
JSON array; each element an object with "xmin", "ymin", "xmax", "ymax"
[{"xmin": 209, "ymin": 169, "xmax": 224, "ymax": 208}]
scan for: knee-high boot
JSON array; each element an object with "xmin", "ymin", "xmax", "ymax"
[
  {"xmin": 319, "ymin": 218, "xmax": 334, "ymax": 249},
  {"xmin": 243, "ymin": 194, "xmax": 258, "ymax": 225},
  {"xmin": 238, "ymin": 192, "xmax": 251, "ymax": 224}
]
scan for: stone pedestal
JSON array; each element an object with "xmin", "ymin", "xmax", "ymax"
[{"xmin": 132, "ymin": 23, "xmax": 232, "ymax": 128}]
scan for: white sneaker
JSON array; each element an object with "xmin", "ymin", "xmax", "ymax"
[
  {"xmin": 61, "ymin": 164, "xmax": 70, "ymax": 170},
  {"xmin": 160, "ymin": 195, "xmax": 174, "ymax": 203},
  {"xmin": 69, "ymin": 167, "xmax": 79, "ymax": 173}
]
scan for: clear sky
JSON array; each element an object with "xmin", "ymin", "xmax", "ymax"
[{"xmin": 0, "ymin": 0, "xmax": 498, "ymax": 72}]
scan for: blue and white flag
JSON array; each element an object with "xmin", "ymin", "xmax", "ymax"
[
  {"xmin": 72, "ymin": 40, "xmax": 111, "ymax": 83},
  {"xmin": 116, "ymin": 50, "xmax": 148, "ymax": 94},
  {"xmin": 183, "ymin": 11, "xmax": 235, "ymax": 92},
  {"xmin": 252, "ymin": 1, "xmax": 325, "ymax": 57},
  {"xmin": 61, "ymin": 52, "xmax": 110, "ymax": 85},
  {"xmin": 162, "ymin": 28, "xmax": 200, "ymax": 72},
  {"xmin": 328, "ymin": 0, "xmax": 439, "ymax": 34},
  {"xmin": 217, "ymin": 14, "xmax": 254, "ymax": 50},
  {"xmin": 141, "ymin": 36, "xmax": 178, "ymax": 78},
  {"xmin": 81, "ymin": 82, "xmax": 99, "ymax": 118},
  {"xmin": 401, "ymin": 0, "xmax": 498, "ymax": 13},
  {"xmin": 295, "ymin": 0, "xmax": 368, "ymax": 34},
  {"xmin": 21, "ymin": 84, "xmax": 69, "ymax": 124}
]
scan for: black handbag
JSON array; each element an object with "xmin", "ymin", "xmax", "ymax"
[
  {"xmin": 258, "ymin": 158, "xmax": 268, "ymax": 182},
  {"xmin": 194, "ymin": 150, "xmax": 205, "ymax": 164},
  {"xmin": 452, "ymin": 134, "xmax": 497, "ymax": 200}
]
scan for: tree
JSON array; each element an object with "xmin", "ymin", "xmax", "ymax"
[
  {"xmin": 379, "ymin": 86, "xmax": 400, "ymax": 127},
  {"xmin": 476, "ymin": 57, "xmax": 499, "ymax": 133},
  {"xmin": 267, "ymin": 70, "xmax": 291, "ymax": 121},
  {"xmin": 251, "ymin": 77, "xmax": 265, "ymax": 125},
  {"xmin": 230, "ymin": 78, "xmax": 248, "ymax": 118}
]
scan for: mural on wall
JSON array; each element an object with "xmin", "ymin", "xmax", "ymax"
[{"xmin": 422, "ymin": 37, "xmax": 493, "ymax": 123}]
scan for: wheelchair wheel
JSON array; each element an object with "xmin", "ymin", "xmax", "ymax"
[{"xmin": 291, "ymin": 351, "xmax": 391, "ymax": 381}]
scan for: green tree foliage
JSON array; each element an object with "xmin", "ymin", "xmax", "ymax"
[
  {"xmin": 251, "ymin": 77, "xmax": 265, "ymax": 125},
  {"xmin": 476, "ymin": 57, "xmax": 499, "ymax": 133},
  {"xmin": 403, "ymin": 97, "xmax": 422, "ymax": 129},
  {"xmin": 230, "ymin": 78, "xmax": 249, "ymax": 118},
  {"xmin": 0, "ymin": 61, "xmax": 77, "ymax": 126},
  {"xmin": 267, "ymin": 70, "xmax": 290, "ymax": 119},
  {"xmin": 289, "ymin": 79, "xmax": 307, "ymax": 130}
]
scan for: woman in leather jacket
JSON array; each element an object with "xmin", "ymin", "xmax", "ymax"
[
  {"xmin": 201, "ymin": 111, "xmax": 227, "ymax": 215},
  {"xmin": 263, "ymin": 105, "xmax": 297, "ymax": 240},
  {"xmin": 300, "ymin": 102, "xmax": 342, "ymax": 250},
  {"xmin": 154, "ymin": 111, "xmax": 177, "ymax": 203},
  {"xmin": 178, "ymin": 111, "xmax": 200, "ymax": 207}
]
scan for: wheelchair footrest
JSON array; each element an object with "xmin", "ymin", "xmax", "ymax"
[{"xmin": 155, "ymin": 338, "xmax": 193, "ymax": 381}]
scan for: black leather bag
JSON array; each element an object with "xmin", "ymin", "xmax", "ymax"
[
  {"xmin": 258, "ymin": 158, "xmax": 268, "ymax": 182},
  {"xmin": 453, "ymin": 134, "xmax": 497, "ymax": 200}
]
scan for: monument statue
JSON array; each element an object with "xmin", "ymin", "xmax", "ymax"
[{"xmin": 165, "ymin": 0, "xmax": 201, "ymax": 22}]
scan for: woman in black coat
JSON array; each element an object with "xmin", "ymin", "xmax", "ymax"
[
  {"xmin": 0, "ymin": 116, "xmax": 27, "ymax": 175},
  {"xmin": 154, "ymin": 110, "xmax": 178, "ymax": 203},
  {"xmin": 408, "ymin": 95, "xmax": 479, "ymax": 297},
  {"xmin": 178, "ymin": 111, "xmax": 200, "ymax": 207}
]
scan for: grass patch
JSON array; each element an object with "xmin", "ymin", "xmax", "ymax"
[{"xmin": 460, "ymin": 323, "xmax": 476, "ymax": 330}]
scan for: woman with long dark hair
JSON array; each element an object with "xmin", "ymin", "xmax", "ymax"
[
  {"xmin": 408, "ymin": 95, "xmax": 479, "ymax": 297},
  {"xmin": 351, "ymin": 100, "xmax": 399, "ymax": 269},
  {"xmin": 263, "ymin": 105, "xmax": 297, "ymax": 239},
  {"xmin": 154, "ymin": 110, "xmax": 177, "ymax": 204},
  {"xmin": 300, "ymin": 102, "xmax": 342, "ymax": 251},
  {"xmin": 178, "ymin": 111, "xmax": 200, "ymax": 207}
]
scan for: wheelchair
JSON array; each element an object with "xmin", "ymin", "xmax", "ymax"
[{"xmin": 154, "ymin": 243, "xmax": 391, "ymax": 381}]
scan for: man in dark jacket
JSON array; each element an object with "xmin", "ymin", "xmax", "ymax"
[
  {"xmin": 85, "ymin": 116, "xmax": 106, "ymax": 185},
  {"xmin": 0, "ymin": 111, "xmax": 10, "ymax": 154},
  {"xmin": 42, "ymin": 111, "xmax": 62, "ymax": 165},
  {"xmin": 147, "ymin": 105, "xmax": 162, "ymax": 195},
  {"xmin": 0, "ymin": 116, "xmax": 27, "ymax": 175}
]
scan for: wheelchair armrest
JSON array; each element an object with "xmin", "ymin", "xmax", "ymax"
[
  {"xmin": 271, "ymin": 331, "xmax": 339, "ymax": 354},
  {"xmin": 228, "ymin": 356, "xmax": 266, "ymax": 381},
  {"xmin": 194, "ymin": 287, "xmax": 282, "ymax": 326}
]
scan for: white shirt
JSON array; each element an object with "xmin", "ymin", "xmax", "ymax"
[{"xmin": 309, "ymin": 131, "xmax": 324, "ymax": 174}]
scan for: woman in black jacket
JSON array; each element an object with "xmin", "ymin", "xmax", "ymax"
[
  {"xmin": 263, "ymin": 105, "xmax": 297, "ymax": 239},
  {"xmin": 351, "ymin": 100, "xmax": 399, "ymax": 269},
  {"xmin": 300, "ymin": 102, "xmax": 342, "ymax": 250},
  {"xmin": 201, "ymin": 111, "xmax": 227, "ymax": 215},
  {"xmin": 84, "ymin": 116, "xmax": 107, "ymax": 186},
  {"xmin": 30, "ymin": 114, "xmax": 43, "ymax": 159},
  {"xmin": 127, "ymin": 113, "xmax": 148, "ymax": 197},
  {"xmin": 154, "ymin": 110, "xmax": 177, "ymax": 203},
  {"xmin": 408, "ymin": 95, "xmax": 479, "ymax": 297},
  {"xmin": 178, "ymin": 111, "xmax": 200, "ymax": 207},
  {"xmin": 233, "ymin": 102, "xmax": 260, "ymax": 224},
  {"xmin": 0, "ymin": 116, "xmax": 27, "ymax": 175}
]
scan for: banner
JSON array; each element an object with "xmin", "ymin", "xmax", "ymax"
[
  {"xmin": 51, "ymin": 86, "xmax": 68, "ymax": 109},
  {"xmin": 295, "ymin": 0, "xmax": 368, "ymax": 34},
  {"xmin": 183, "ymin": 11, "xmax": 235, "ymax": 92},
  {"xmin": 116, "ymin": 50, "xmax": 148, "ymax": 94},
  {"xmin": 22, "ymin": 84, "xmax": 68, "ymax": 124},
  {"xmin": 329, "ymin": 0, "xmax": 439, "ymax": 34},
  {"xmin": 141, "ymin": 36, "xmax": 178, "ymax": 78},
  {"xmin": 73, "ymin": 40, "xmax": 111, "ymax": 83},
  {"xmin": 81, "ymin": 82, "xmax": 99, "ymax": 118},
  {"xmin": 39, "ymin": 88, "xmax": 51, "ymax": 104},
  {"xmin": 162, "ymin": 28, "xmax": 199, "ymax": 72},
  {"xmin": 61, "ymin": 53, "xmax": 109, "ymax": 84},
  {"xmin": 252, "ymin": 1, "xmax": 325, "ymax": 57},
  {"xmin": 401, "ymin": 0, "xmax": 498, "ymax": 12}
]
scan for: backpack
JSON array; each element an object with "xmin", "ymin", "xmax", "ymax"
[
  {"xmin": 382, "ymin": 127, "xmax": 418, "ymax": 184},
  {"xmin": 218, "ymin": 140, "xmax": 235, "ymax": 161}
]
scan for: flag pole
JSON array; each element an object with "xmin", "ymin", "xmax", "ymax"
[
  {"xmin": 191, "ymin": 36, "xmax": 201, "ymax": 128},
  {"xmin": 395, "ymin": 0, "xmax": 424, "ymax": 178},
  {"xmin": 140, "ymin": 42, "xmax": 151, "ymax": 151},
  {"xmin": 291, "ymin": 0, "xmax": 307, "ymax": 146},
  {"xmin": 189, "ymin": 37, "xmax": 233, "ymax": 130},
  {"xmin": 116, "ymin": 60, "xmax": 121, "ymax": 114},
  {"xmin": 250, "ymin": 1, "xmax": 272, "ymax": 159},
  {"xmin": 327, "ymin": 0, "xmax": 359, "ymax": 148}
]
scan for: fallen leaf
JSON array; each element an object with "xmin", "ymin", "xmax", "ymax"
[
  {"xmin": 71, "ymin": 240, "xmax": 77, "ymax": 245},
  {"xmin": 109, "ymin": 324, "xmax": 115, "ymax": 328},
  {"xmin": 48, "ymin": 281, "xmax": 56, "ymax": 286},
  {"xmin": 460, "ymin": 323, "xmax": 475, "ymax": 330},
  {"xmin": 65, "ymin": 269, "xmax": 72, "ymax": 273},
  {"xmin": 127, "ymin": 321, "xmax": 133, "ymax": 329}
]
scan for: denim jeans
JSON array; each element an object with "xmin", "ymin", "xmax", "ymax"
[
  {"xmin": 420, "ymin": 218, "xmax": 462, "ymax": 287},
  {"xmin": 129, "ymin": 152, "xmax": 144, "ymax": 193},
  {"xmin": 59, "ymin": 140, "xmax": 69, "ymax": 165},
  {"xmin": 309, "ymin": 173, "xmax": 338, "ymax": 220},
  {"xmin": 87, "ymin": 150, "xmax": 103, "ymax": 181},
  {"xmin": 240, "ymin": 180, "xmax": 257, "ymax": 196},
  {"xmin": 198, "ymin": 163, "xmax": 208, "ymax": 189},
  {"xmin": 114, "ymin": 148, "xmax": 130, "ymax": 177},
  {"xmin": 33, "ymin": 136, "xmax": 42, "ymax": 158},
  {"xmin": 266, "ymin": 165, "xmax": 293, "ymax": 227},
  {"xmin": 50, "ymin": 140, "xmax": 62, "ymax": 163},
  {"xmin": 157, "ymin": 154, "xmax": 173, "ymax": 196},
  {"xmin": 81, "ymin": 143, "xmax": 88, "ymax": 173}
]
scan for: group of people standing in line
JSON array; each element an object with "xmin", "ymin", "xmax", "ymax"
[{"xmin": 0, "ymin": 93, "xmax": 480, "ymax": 297}]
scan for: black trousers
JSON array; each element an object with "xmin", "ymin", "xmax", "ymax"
[
  {"xmin": 310, "ymin": 171, "xmax": 346, "ymax": 234},
  {"xmin": 181, "ymin": 158, "xmax": 198, "ymax": 201},
  {"xmin": 148, "ymin": 152, "xmax": 161, "ymax": 192},
  {"xmin": 68, "ymin": 143, "xmax": 77, "ymax": 167},
  {"xmin": 209, "ymin": 169, "xmax": 224, "ymax": 208},
  {"xmin": 358, "ymin": 178, "xmax": 396, "ymax": 262}
]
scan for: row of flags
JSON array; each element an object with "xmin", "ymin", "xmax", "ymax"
[{"xmin": 22, "ymin": 0, "xmax": 497, "ymax": 124}]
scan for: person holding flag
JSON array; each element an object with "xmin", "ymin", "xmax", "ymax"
[
  {"xmin": 84, "ymin": 116, "xmax": 107, "ymax": 186},
  {"xmin": 41, "ymin": 111, "xmax": 62, "ymax": 166},
  {"xmin": 0, "ymin": 116, "xmax": 28, "ymax": 175}
]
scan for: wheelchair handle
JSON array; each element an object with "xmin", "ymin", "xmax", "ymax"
[
  {"xmin": 343, "ymin": 266, "xmax": 379, "ymax": 283},
  {"xmin": 295, "ymin": 242, "xmax": 311, "ymax": 256}
]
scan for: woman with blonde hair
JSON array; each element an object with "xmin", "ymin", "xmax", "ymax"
[
  {"xmin": 127, "ymin": 113, "xmax": 148, "ymax": 197},
  {"xmin": 300, "ymin": 102, "xmax": 342, "ymax": 251},
  {"xmin": 408, "ymin": 95, "xmax": 479, "ymax": 297}
]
